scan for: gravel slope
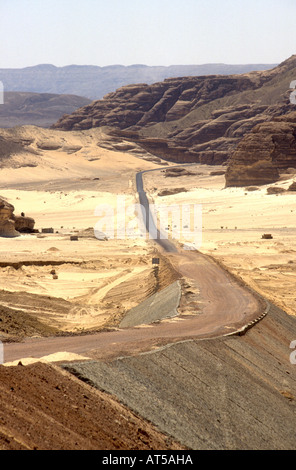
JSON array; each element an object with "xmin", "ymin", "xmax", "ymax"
[{"xmin": 119, "ymin": 281, "xmax": 181, "ymax": 328}]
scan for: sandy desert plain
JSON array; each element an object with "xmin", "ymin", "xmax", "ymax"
[
  {"xmin": 0, "ymin": 124, "xmax": 296, "ymax": 450},
  {"xmin": 0, "ymin": 126, "xmax": 169, "ymax": 341},
  {"xmin": 0, "ymin": 125, "xmax": 295, "ymax": 346}
]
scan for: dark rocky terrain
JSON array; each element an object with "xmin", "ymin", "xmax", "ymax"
[
  {"xmin": 0, "ymin": 362, "xmax": 184, "ymax": 450},
  {"xmin": 0, "ymin": 63, "xmax": 276, "ymax": 100},
  {"xmin": 53, "ymin": 55, "xmax": 296, "ymax": 186},
  {"xmin": 0, "ymin": 92, "xmax": 91, "ymax": 128},
  {"xmin": 225, "ymin": 111, "xmax": 296, "ymax": 186}
]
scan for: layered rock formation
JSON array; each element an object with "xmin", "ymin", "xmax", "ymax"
[
  {"xmin": 0, "ymin": 198, "xmax": 19, "ymax": 237},
  {"xmin": 288, "ymin": 181, "xmax": 296, "ymax": 191},
  {"xmin": 13, "ymin": 215, "xmax": 35, "ymax": 233},
  {"xmin": 53, "ymin": 75, "xmax": 265, "ymax": 156},
  {"xmin": 52, "ymin": 55, "xmax": 296, "ymax": 185},
  {"xmin": 225, "ymin": 111, "xmax": 296, "ymax": 186},
  {"xmin": 53, "ymin": 69, "xmax": 280, "ymax": 133},
  {"xmin": 0, "ymin": 198, "xmax": 35, "ymax": 237}
]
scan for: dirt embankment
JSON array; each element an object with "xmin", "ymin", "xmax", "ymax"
[
  {"xmin": 0, "ymin": 361, "xmax": 185, "ymax": 450},
  {"xmin": 0, "ymin": 250, "xmax": 179, "ymax": 342},
  {"xmin": 0, "ymin": 303, "xmax": 62, "ymax": 342}
]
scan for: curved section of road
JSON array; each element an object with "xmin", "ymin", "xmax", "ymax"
[{"xmin": 4, "ymin": 166, "xmax": 265, "ymax": 363}]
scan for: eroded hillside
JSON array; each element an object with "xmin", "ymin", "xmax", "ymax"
[{"xmin": 53, "ymin": 55, "xmax": 296, "ymax": 186}]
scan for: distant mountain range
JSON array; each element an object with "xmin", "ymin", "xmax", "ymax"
[
  {"xmin": 0, "ymin": 92, "xmax": 91, "ymax": 128},
  {"xmin": 0, "ymin": 63, "xmax": 277, "ymax": 100}
]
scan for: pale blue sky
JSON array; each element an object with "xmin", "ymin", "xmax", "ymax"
[{"xmin": 0, "ymin": 0, "xmax": 295, "ymax": 68}]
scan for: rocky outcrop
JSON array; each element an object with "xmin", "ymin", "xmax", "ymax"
[
  {"xmin": 13, "ymin": 215, "xmax": 36, "ymax": 233},
  {"xmin": 0, "ymin": 198, "xmax": 35, "ymax": 237},
  {"xmin": 53, "ymin": 75, "xmax": 261, "ymax": 132},
  {"xmin": 52, "ymin": 74, "xmax": 269, "ymax": 164},
  {"xmin": 163, "ymin": 168, "xmax": 196, "ymax": 177},
  {"xmin": 225, "ymin": 160, "xmax": 280, "ymax": 187},
  {"xmin": 0, "ymin": 199, "xmax": 19, "ymax": 237},
  {"xmin": 288, "ymin": 181, "xmax": 296, "ymax": 191},
  {"xmin": 225, "ymin": 111, "xmax": 296, "ymax": 186},
  {"xmin": 158, "ymin": 188, "xmax": 187, "ymax": 197}
]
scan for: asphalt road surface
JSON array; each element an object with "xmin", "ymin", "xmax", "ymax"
[{"xmin": 136, "ymin": 170, "xmax": 177, "ymax": 253}]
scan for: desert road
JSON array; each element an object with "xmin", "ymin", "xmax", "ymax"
[
  {"xmin": 3, "ymin": 168, "xmax": 265, "ymax": 363},
  {"xmin": 136, "ymin": 169, "xmax": 177, "ymax": 253}
]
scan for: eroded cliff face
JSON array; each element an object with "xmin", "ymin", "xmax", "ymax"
[
  {"xmin": 0, "ymin": 198, "xmax": 19, "ymax": 237},
  {"xmin": 0, "ymin": 196, "xmax": 35, "ymax": 238},
  {"xmin": 52, "ymin": 55, "xmax": 296, "ymax": 184},
  {"xmin": 53, "ymin": 75, "xmax": 259, "ymax": 131},
  {"xmin": 225, "ymin": 112, "xmax": 296, "ymax": 186},
  {"xmin": 52, "ymin": 74, "xmax": 266, "ymax": 164}
]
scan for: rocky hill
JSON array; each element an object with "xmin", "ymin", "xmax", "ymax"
[
  {"xmin": 0, "ymin": 63, "xmax": 276, "ymax": 100},
  {"xmin": 0, "ymin": 92, "xmax": 91, "ymax": 128},
  {"xmin": 225, "ymin": 111, "xmax": 296, "ymax": 186},
  {"xmin": 52, "ymin": 55, "xmax": 296, "ymax": 186}
]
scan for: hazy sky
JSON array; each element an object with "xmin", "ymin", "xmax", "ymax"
[{"xmin": 0, "ymin": 0, "xmax": 295, "ymax": 68}]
